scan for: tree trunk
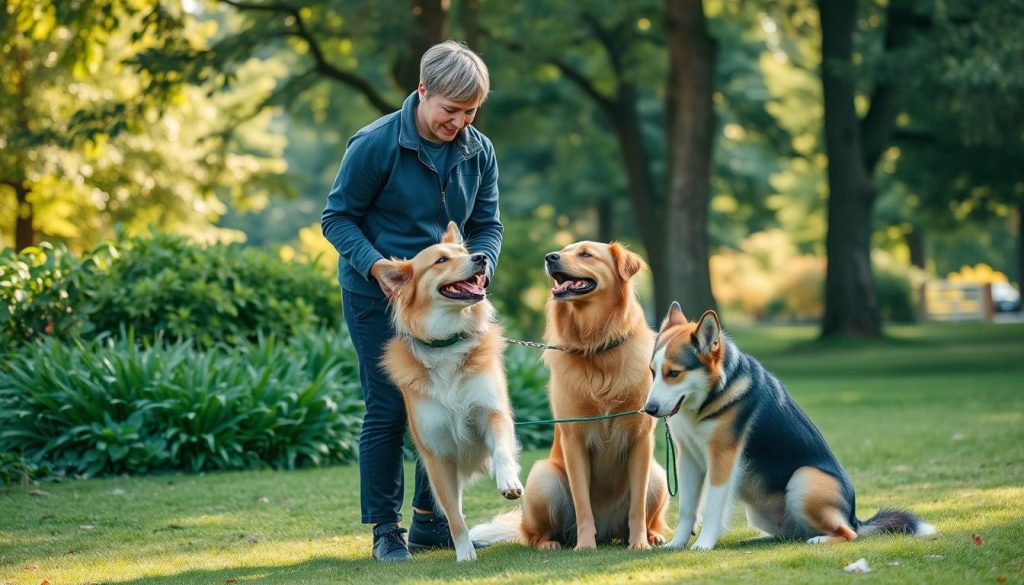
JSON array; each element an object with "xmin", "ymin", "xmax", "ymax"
[
  {"xmin": 459, "ymin": 0, "xmax": 487, "ymax": 130},
  {"xmin": 819, "ymin": 0, "xmax": 882, "ymax": 337},
  {"xmin": 605, "ymin": 96, "xmax": 667, "ymax": 308},
  {"xmin": 663, "ymin": 0, "xmax": 718, "ymax": 317},
  {"xmin": 393, "ymin": 0, "xmax": 450, "ymax": 92},
  {"xmin": 15, "ymin": 183, "xmax": 33, "ymax": 251},
  {"xmin": 905, "ymin": 225, "xmax": 925, "ymax": 269},
  {"xmin": 1016, "ymin": 200, "xmax": 1024, "ymax": 285},
  {"xmin": 12, "ymin": 45, "xmax": 34, "ymax": 250},
  {"xmin": 597, "ymin": 198, "xmax": 614, "ymax": 243}
]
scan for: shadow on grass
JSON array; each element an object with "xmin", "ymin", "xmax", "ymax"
[{"xmin": 93, "ymin": 512, "xmax": 1024, "ymax": 585}]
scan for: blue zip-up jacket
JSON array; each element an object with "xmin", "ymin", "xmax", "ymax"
[{"xmin": 321, "ymin": 92, "xmax": 503, "ymax": 299}]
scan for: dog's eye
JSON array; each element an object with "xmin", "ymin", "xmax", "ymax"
[
  {"xmin": 666, "ymin": 370, "xmax": 682, "ymax": 379},
  {"xmin": 579, "ymin": 251, "xmax": 592, "ymax": 258},
  {"xmin": 435, "ymin": 256, "xmax": 448, "ymax": 264}
]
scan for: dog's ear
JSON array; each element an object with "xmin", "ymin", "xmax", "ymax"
[
  {"xmin": 441, "ymin": 221, "xmax": 463, "ymax": 245},
  {"xmin": 376, "ymin": 260, "xmax": 413, "ymax": 296},
  {"xmin": 660, "ymin": 301, "xmax": 688, "ymax": 333},
  {"xmin": 692, "ymin": 310, "xmax": 722, "ymax": 355},
  {"xmin": 609, "ymin": 242, "xmax": 646, "ymax": 281}
]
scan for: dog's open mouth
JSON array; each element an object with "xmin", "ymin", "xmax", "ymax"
[
  {"xmin": 668, "ymin": 395, "xmax": 687, "ymax": 417},
  {"xmin": 439, "ymin": 272, "xmax": 486, "ymax": 301},
  {"xmin": 550, "ymin": 272, "xmax": 597, "ymax": 299}
]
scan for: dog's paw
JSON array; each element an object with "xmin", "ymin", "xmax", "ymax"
[
  {"xmin": 497, "ymin": 476, "xmax": 523, "ymax": 500},
  {"xmin": 806, "ymin": 535, "xmax": 831, "ymax": 544},
  {"xmin": 575, "ymin": 536, "xmax": 597, "ymax": 551},
  {"xmin": 690, "ymin": 538, "xmax": 717, "ymax": 551},
  {"xmin": 455, "ymin": 546, "xmax": 478, "ymax": 562},
  {"xmin": 663, "ymin": 535, "xmax": 689, "ymax": 549},
  {"xmin": 628, "ymin": 539, "xmax": 652, "ymax": 551},
  {"xmin": 536, "ymin": 539, "xmax": 561, "ymax": 550},
  {"xmin": 648, "ymin": 532, "xmax": 666, "ymax": 546}
]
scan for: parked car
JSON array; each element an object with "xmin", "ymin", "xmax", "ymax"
[{"xmin": 991, "ymin": 282, "xmax": 1022, "ymax": 313}]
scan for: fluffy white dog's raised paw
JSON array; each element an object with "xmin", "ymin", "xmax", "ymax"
[{"xmin": 497, "ymin": 475, "xmax": 523, "ymax": 500}]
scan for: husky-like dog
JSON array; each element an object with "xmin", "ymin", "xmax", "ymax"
[
  {"xmin": 377, "ymin": 222, "xmax": 523, "ymax": 562},
  {"xmin": 643, "ymin": 303, "xmax": 935, "ymax": 550}
]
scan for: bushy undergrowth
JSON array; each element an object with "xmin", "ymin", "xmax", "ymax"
[
  {"xmin": 505, "ymin": 345, "xmax": 554, "ymax": 449},
  {"xmin": 711, "ymin": 230, "xmax": 919, "ymax": 322},
  {"xmin": 0, "ymin": 328, "xmax": 363, "ymax": 478},
  {"xmin": 0, "ymin": 242, "xmax": 95, "ymax": 348},
  {"xmin": 1, "ymin": 231, "xmax": 560, "ymax": 482},
  {"xmin": 0, "ymin": 231, "xmax": 341, "ymax": 349},
  {"xmin": 0, "ymin": 328, "xmax": 556, "ymax": 481}
]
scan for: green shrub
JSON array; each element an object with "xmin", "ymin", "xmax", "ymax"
[
  {"xmin": 0, "ymin": 243, "xmax": 99, "ymax": 349},
  {"xmin": 0, "ymin": 328, "xmax": 363, "ymax": 477},
  {"xmin": 81, "ymin": 231, "xmax": 341, "ymax": 346},
  {"xmin": 875, "ymin": 264, "xmax": 918, "ymax": 322},
  {"xmin": 0, "ymin": 451, "xmax": 50, "ymax": 486},
  {"xmin": 505, "ymin": 345, "xmax": 553, "ymax": 450},
  {"xmin": 0, "ymin": 231, "xmax": 342, "ymax": 349}
]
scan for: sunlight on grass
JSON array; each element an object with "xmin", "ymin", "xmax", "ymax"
[{"xmin": 2, "ymin": 322, "xmax": 1023, "ymax": 584}]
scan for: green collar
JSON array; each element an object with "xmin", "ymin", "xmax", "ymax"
[{"xmin": 409, "ymin": 332, "xmax": 472, "ymax": 349}]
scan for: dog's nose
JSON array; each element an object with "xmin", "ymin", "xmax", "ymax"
[
  {"xmin": 643, "ymin": 403, "xmax": 660, "ymax": 417},
  {"xmin": 471, "ymin": 253, "xmax": 486, "ymax": 265},
  {"xmin": 545, "ymin": 252, "xmax": 560, "ymax": 263}
]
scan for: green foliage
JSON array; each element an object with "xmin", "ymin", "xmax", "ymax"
[
  {"xmin": 0, "ymin": 0, "xmax": 288, "ymax": 250},
  {"xmin": 0, "ymin": 328, "xmax": 362, "ymax": 478},
  {"xmin": 874, "ymin": 263, "xmax": 918, "ymax": 323},
  {"xmin": 505, "ymin": 345, "xmax": 553, "ymax": 450},
  {"xmin": 81, "ymin": 231, "xmax": 340, "ymax": 347},
  {"xmin": 3, "ymin": 322, "xmax": 1023, "ymax": 582},
  {"xmin": 0, "ymin": 451, "xmax": 49, "ymax": 486},
  {"xmin": 0, "ymin": 231, "xmax": 341, "ymax": 349},
  {"xmin": 0, "ymin": 242, "xmax": 95, "ymax": 347}
]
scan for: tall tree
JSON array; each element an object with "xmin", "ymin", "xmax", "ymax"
[
  {"xmin": 890, "ymin": 0, "xmax": 1024, "ymax": 282},
  {"xmin": 664, "ymin": 0, "xmax": 717, "ymax": 315},
  {"xmin": 481, "ymin": 2, "xmax": 718, "ymax": 313},
  {"xmin": 0, "ymin": 1, "xmax": 284, "ymax": 250},
  {"xmin": 817, "ymin": 0, "xmax": 914, "ymax": 337}
]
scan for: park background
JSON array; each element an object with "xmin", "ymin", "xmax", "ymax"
[{"xmin": 2, "ymin": 1, "xmax": 1023, "ymax": 584}]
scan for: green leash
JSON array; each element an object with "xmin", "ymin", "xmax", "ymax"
[
  {"xmin": 512, "ymin": 410, "xmax": 679, "ymax": 498},
  {"xmin": 663, "ymin": 418, "xmax": 677, "ymax": 497},
  {"xmin": 513, "ymin": 409, "xmax": 643, "ymax": 426}
]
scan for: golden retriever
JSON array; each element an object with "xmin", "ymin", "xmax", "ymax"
[
  {"xmin": 377, "ymin": 222, "xmax": 523, "ymax": 562},
  {"xmin": 471, "ymin": 241, "xmax": 668, "ymax": 550}
]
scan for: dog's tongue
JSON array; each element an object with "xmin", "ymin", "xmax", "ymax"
[
  {"xmin": 552, "ymin": 281, "xmax": 573, "ymax": 294},
  {"xmin": 552, "ymin": 279, "xmax": 587, "ymax": 294},
  {"xmin": 450, "ymin": 279, "xmax": 484, "ymax": 295}
]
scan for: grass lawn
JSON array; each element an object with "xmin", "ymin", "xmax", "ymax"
[{"xmin": 2, "ymin": 322, "xmax": 1023, "ymax": 584}]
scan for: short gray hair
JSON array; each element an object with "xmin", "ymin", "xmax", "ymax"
[{"xmin": 419, "ymin": 40, "xmax": 490, "ymax": 103}]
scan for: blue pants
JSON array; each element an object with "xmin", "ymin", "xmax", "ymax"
[{"xmin": 343, "ymin": 290, "xmax": 435, "ymax": 524}]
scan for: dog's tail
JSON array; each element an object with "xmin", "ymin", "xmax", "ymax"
[
  {"xmin": 857, "ymin": 508, "xmax": 936, "ymax": 537},
  {"xmin": 469, "ymin": 509, "xmax": 523, "ymax": 546}
]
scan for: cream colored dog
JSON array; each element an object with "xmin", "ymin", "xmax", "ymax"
[{"xmin": 377, "ymin": 222, "xmax": 522, "ymax": 562}]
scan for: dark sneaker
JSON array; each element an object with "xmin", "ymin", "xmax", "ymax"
[
  {"xmin": 372, "ymin": 523, "xmax": 412, "ymax": 562},
  {"xmin": 408, "ymin": 511, "xmax": 455, "ymax": 552}
]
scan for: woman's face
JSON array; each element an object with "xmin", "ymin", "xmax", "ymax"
[{"xmin": 415, "ymin": 83, "xmax": 482, "ymax": 143}]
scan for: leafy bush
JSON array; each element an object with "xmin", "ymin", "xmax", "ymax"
[
  {"xmin": 0, "ymin": 242, "xmax": 99, "ymax": 349},
  {"xmin": 82, "ymin": 231, "xmax": 341, "ymax": 346},
  {"xmin": 0, "ymin": 231, "xmax": 341, "ymax": 349},
  {"xmin": 875, "ymin": 264, "xmax": 918, "ymax": 323},
  {"xmin": 505, "ymin": 344, "xmax": 554, "ymax": 450},
  {"xmin": 0, "ymin": 451, "xmax": 50, "ymax": 486},
  {"xmin": 0, "ymin": 328, "xmax": 363, "ymax": 477}
]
